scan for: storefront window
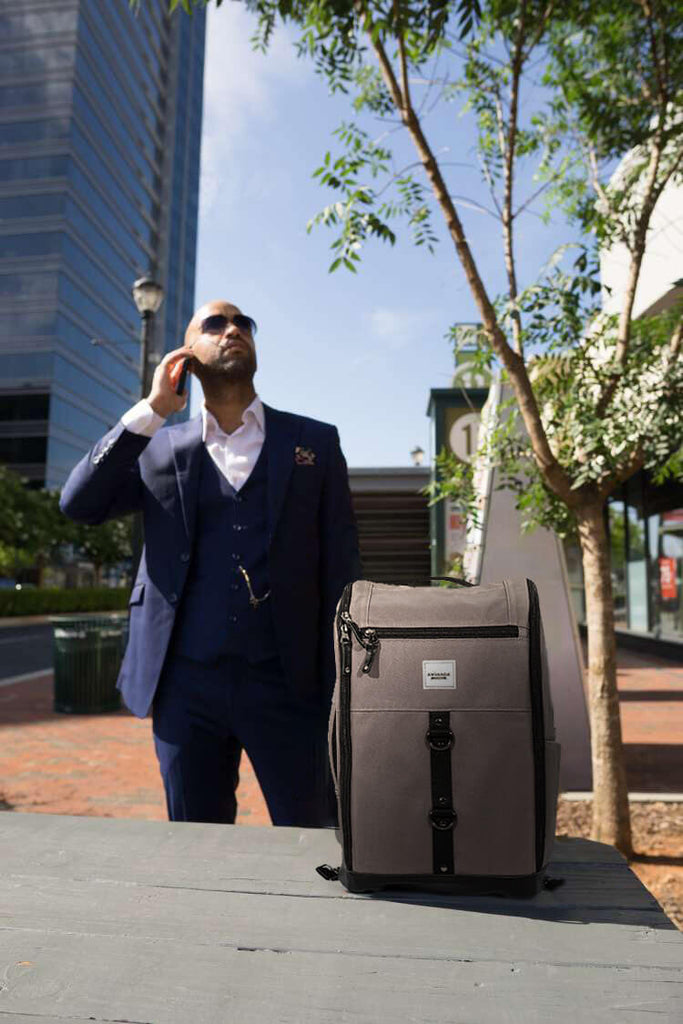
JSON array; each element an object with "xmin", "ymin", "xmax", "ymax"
[
  {"xmin": 650, "ymin": 510, "xmax": 683, "ymax": 641},
  {"xmin": 608, "ymin": 501, "xmax": 627, "ymax": 627},
  {"xmin": 625, "ymin": 475, "xmax": 649, "ymax": 632},
  {"xmin": 564, "ymin": 473, "xmax": 682, "ymax": 648},
  {"xmin": 562, "ymin": 538, "xmax": 585, "ymax": 626}
]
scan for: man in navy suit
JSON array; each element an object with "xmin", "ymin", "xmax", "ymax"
[{"xmin": 60, "ymin": 299, "xmax": 361, "ymax": 827}]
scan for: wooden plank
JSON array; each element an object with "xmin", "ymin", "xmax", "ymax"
[
  {"xmin": 2, "ymin": 874, "xmax": 681, "ymax": 970},
  {"xmin": 1, "ymin": 932, "xmax": 682, "ymax": 1024},
  {"xmin": 0, "ymin": 813, "xmax": 668, "ymax": 919},
  {"xmin": 0, "ymin": 812, "xmax": 626, "ymax": 886}
]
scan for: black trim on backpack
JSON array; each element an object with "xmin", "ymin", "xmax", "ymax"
[
  {"xmin": 427, "ymin": 711, "xmax": 456, "ymax": 875},
  {"xmin": 337, "ymin": 581, "xmax": 354, "ymax": 872},
  {"xmin": 526, "ymin": 578, "xmax": 546, "ymax": 872},
  {"xmin": 337, "ymin": 866, "xmax": 548, "ymax": 898}
]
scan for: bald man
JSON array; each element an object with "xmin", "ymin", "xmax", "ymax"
[{"xmin": 60, "ymin": 300, "xmax": 361, "ymax": 827}]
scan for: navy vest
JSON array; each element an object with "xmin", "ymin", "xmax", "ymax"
[{"xmin": 171, "ymin": 439, "xmax": 278, "ymax": 663}]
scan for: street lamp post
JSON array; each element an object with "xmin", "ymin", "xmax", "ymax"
[
  {"xmin": 132, "ymin": 276, "xmax": 164, "ymax": 400},
  {"xmin": 130, "ymin": 276, "xmax": 164, "ymax": 575}
]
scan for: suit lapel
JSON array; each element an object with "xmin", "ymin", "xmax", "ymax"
[
  {"xmin": 165, "ymin": 404, "xmax": 299, "ymax": 543},
  {"xmin": 167, "ymin": 413, "xmax": 203, "ymax": 540},
  {"xmin": 263, "ymin": 403, "xmax": 300, "ymax": 540}
]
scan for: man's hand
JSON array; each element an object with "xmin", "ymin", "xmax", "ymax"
[{"xmin": 148, "ymin": 347, "xmax": 195, "ymax": 418}]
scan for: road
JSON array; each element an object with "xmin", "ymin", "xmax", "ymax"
[{"xmin": 0, "ymin": 624, "xmax": 53, "ymax": 683}]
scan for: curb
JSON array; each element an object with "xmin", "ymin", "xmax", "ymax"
[
  {"xmin": 563, "ymin": 791, "xmax": 683, "ymax": 802},
  {"xmin": 0, "ymin": 669, "xmax": 54, "ymax": 688}
]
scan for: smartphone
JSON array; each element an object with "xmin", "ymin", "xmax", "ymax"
[{"xmin": 173, "ymin": 358, "xmax": 190, "ymax": 396}]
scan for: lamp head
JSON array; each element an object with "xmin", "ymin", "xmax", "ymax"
[{"xmin": 132, "ymin": 276, "xmax": 164, "ymax": 316}]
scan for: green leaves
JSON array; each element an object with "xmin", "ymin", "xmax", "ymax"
[
  {"xmin": 150, "ymin": 0, "xmax": 683, "ymax": 535},
  {"xmin": 309, "ymin": 122, "xmax": 403, "ymax": 270},
  {"xmin": 0, "ymin": 467, "xmax": 132, "ymax": 581}
]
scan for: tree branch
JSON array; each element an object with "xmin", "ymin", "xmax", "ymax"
[
  {"xmin": 356, "ymin": 4, "xmax": 575, "ymax": 506},
  {"xmin": 595, "ymin": 0, "xmax": 675, "ymax": 418},
  {"xmin": 637, "ymin": 0, "xmax": 668, "ymax": 108},
  {"xmin": 514, "ymin": 169, "xmax": 564, "ymax": 218},
  {"xmin": 595, "ymin": 131, "xmax": 671, "ymax": 418},
  {"xmin": 599, "ymin": 447, "xmax": 645, "ymax": 502},
  {"xmin": 668, "ymin": 314, "xmax": 683, "ymax": 364},
  {"xmin": 500, "ymin": 0, "xmax": 527, "ymax": 358},
  {"xmin": 477, "ymin": 152, "xmax": 503, "ymax": 218},
  {"xmin": 522, "ymin": 0, "xmax": 556, "ymax": 61},
  {"xmin": 393, "ymin": 0, "xmax": 411, "ymax": 113},
  {"xmin": 448, "ymin": 193, "xmax": 500, "ymax": 218},
  {"xmin": 587, "ymin": 142, "xmax": 609, "ymax": 208}
]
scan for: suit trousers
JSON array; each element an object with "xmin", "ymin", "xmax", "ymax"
[{"xmin": 152, "ymin": 652, "xmax": 338, "ymax": 827}]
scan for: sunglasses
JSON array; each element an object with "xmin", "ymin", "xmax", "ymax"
[{"xmin": 200, "ymin": 313, "xmax": 257, "ymax": 337}]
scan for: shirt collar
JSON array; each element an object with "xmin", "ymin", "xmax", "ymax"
[{"xmin": 201, "ymin": 394, "xmax": 265, "ymax": 443}]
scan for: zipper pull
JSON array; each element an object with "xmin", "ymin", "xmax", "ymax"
[
  {"xmin": 341, "ymin": 612, "xmax": 380, "ymax": 673},
  {"xmin": 361, "ymin": 629, "xmax": 379, "ymax": 673},
  {"xmin": 341, "ymin": 610, "xmax": 363, "ymax": 645}
]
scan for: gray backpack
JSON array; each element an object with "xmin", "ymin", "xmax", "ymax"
[{"xmin": 317, "ymin": 577, "xmax": 562, "ymax": 896}]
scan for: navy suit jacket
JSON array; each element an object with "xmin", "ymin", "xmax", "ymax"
[{"xmin": 60, "ymin": 404, "xmax": 361, "ymax": 718}]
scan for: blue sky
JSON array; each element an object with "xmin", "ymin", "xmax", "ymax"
[{"xmin": 190, "ymin": 5, "xmax": 578, "ymax": 467}]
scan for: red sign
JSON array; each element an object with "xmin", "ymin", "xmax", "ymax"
[{"xmin": 659, "ymin": 557, "xmax": 678, "ymax": 602}]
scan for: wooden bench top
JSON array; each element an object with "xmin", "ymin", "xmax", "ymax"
[{"xmin": 1, "ymin": 812, "xmax": 681, "ymax": 1023}]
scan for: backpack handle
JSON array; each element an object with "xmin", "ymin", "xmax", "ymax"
[
  {"xmin": 429, "ymin": 576, "xmax": 474, "ymax": 587},
  {"xmin": 383, "ymin": 576, "xmax": 475, "ymax": 588}
]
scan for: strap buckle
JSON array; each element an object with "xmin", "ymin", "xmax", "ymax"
[
  {"xmin": 428, "ymin": 808, "xmax": 457, "ymax": 830},
  {"xmin": 425, "ymin": 727, "xmax": 455, "ymax": 751}
]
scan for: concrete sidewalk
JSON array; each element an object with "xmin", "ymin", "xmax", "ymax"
[{"xmin": 0, "ymin": 646, "xmax": 681, "ymax": 820}]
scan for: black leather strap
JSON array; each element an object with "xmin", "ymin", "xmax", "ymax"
[{"xmin": 427, "ymin": 711, "xmax": 456, "ymax": 874}]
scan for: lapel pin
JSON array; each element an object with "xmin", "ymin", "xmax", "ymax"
[{"xmin": 295, "ymin": 446, "xmax": 316, "ymax": 466}]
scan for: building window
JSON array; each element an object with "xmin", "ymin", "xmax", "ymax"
[
  {"xmin": 650, "ymin": 510, "xmax": 683, "ymax": 642},
  {"xmin": 0, "ymin": 436, "xmax": 48, "ymax": 463},
  {"xmin": 624, "ymin": 474, "xmax": 649, "ymax": 633},
  {"xmin": 608, "ymin": 500, "xmax": 627, "ymax": 628},
  {"xmin": 0, "ymin": 393, "xmax": 49, "ymax": 421}
]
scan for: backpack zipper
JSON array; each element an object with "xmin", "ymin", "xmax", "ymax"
[
  {"xmin": 340, "ymin": 611, "xmax": 519, "ymax": 673},
  {"xmin": 337, "ymin": 582, "xmax": 354, "ymax": 871}
]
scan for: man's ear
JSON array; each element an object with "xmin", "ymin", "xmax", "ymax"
[{"xmin": 184, "ymin": 319, "xmax": 200, "ymax": 347}]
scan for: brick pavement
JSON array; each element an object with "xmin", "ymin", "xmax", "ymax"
[{"xmin": 0, "ymin": 646, "xmax": 681, "ymax": 821}]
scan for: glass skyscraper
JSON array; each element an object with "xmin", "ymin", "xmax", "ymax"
[{"xmin": 0, "ymin": 0, "xmax": 205, "ymax": 487}]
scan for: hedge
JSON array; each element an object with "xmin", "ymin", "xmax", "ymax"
[{"xmin": 0, "ymin": 587, "xmax": 129, "ymax": 616}]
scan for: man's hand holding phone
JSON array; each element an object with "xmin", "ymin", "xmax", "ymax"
[{"xmin": 148, "ymin": 347, "xmax": 195, "ymax": 418}]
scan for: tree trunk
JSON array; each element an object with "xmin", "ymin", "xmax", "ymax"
[{"xmin": 576, "ymin": 500, "xmax": 632, "ymax": 857}]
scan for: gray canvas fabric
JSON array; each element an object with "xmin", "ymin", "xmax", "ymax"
[{"xmin": 327, "ymin": 578, "xmax": 561, "ymax": 894}]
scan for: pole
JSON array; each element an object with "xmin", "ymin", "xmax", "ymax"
[
  {"xmin": 131, "ymin": 311, "xmax": 154, "ymax": 576},
  {"xmin": 139, "ymin": 310, "xmax": 153, "ymax": 399}
]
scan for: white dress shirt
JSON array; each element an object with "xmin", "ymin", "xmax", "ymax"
[{"xmin": 121, "ymin": 395, "xmax": 266, "ymax": 491}]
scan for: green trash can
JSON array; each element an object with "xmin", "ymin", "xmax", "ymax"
[{"xmin": 51, "ymin": 613, "xmax": 129, "ymax": 714}]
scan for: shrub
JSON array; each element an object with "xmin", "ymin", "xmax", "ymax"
[{"xmin": 0, "ymin": 587, "xmax": 129, "ymax": 616}]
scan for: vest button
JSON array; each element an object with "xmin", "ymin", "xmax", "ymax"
[
  {"xmin": 229, "ymin": 614, "xmax": 238, "ymax": 623},
  {"xmin": 180, "ymin": 552, "xmax": 190, "ymax": 562},
  {"xmin": 230, "ymin": 583, "xmax": 239, "ymax": 591},
  {"xmin": 169, "ymin": 592, "xmax": 178, "ymax": 604},
  {"xmin": 231, "ymin": 553, "xmax": 241, "ymax": 560}
]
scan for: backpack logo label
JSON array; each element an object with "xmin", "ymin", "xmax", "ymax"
[{"xmin": 422, "ymin": 660, "xmax": 456, "ymax": 689}]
